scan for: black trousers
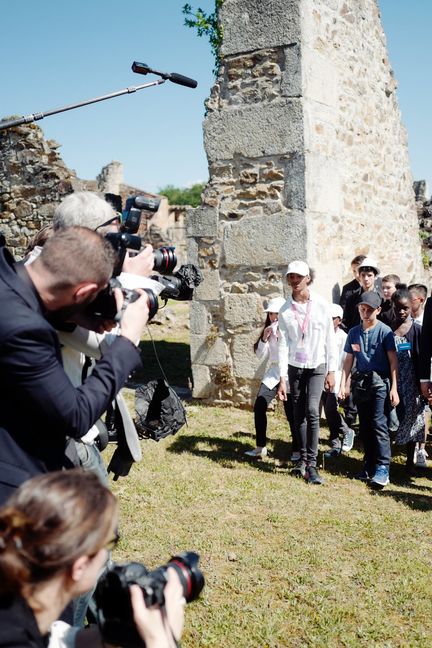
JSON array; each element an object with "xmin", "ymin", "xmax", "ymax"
[{"xmin": 254, "ymin": 382, "xmax": 297, "ymax": 450}]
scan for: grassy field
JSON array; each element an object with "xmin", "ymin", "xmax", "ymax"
[{"xmin": 108, "ymin": 401, "xmax": 432, "ymax": 647}]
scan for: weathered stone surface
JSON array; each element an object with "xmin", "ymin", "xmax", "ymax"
[
  {"xmin": 191, "ymin": 365, "xmax": 212, "ymax": 398},
  {"xmin": 190, "ymin": 334, "xmax": 227, "ymax": 365},
  {"xmin": 232, "ymin": 331, "xmax": 267, "ymax": 379},
  {"xmin": 189, "ymin": 302, "xmax": 209, "ymax": 335},
  {"xmin": 186, "ymin": 206, "xmax": 218, "ymax": 238},
  {"xmin": 194, "ymin": 269, "xmax": 220, "ymax": 301},
  {"xmin": 223, "ymin": 293, "xmax": 262, "ymax": 328},
  {"xmin": 220, "ymin": 0, "xmax": 301, "ymax": 57},
  {"xmin": 223, "ymin": 211, "xmax": 306, "ymax": 267},
  {"xmin": 204, "ymin": 101, "xmax": 303, "ymax": 163}
]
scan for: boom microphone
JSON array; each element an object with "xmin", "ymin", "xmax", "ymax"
[{"xmin": 132, "ymin": 61, "xmax": 198, "ymax": 89}]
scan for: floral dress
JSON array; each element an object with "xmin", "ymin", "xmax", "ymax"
[{"xmin": 394, "ymin": 331, "xmax": 426, "ymax": 445}]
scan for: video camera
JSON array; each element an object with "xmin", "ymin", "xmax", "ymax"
[
  {"xmin": 95, "ymin": 551, "xmax": 204, "ymax": 648},
  {"xmin": 89, "ymin": 193, "xmax": 203, "ymax": 322}
]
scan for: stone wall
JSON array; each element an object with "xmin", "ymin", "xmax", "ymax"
[
  {"xmin": 0, "ymin": 123, "xmax": 75, "ymax": 255},
  {"xmin": 0, "ymin": 126, "xmax": 187, "ymax": 262},
  {"xmin": 188, "ymin": 0, "xmax": 423, "ymax": 406}
]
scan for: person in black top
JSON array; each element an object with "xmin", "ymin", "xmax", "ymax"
[
  {"xmin": 0, "ymin": 470, "xmax": 186, "ymax": 648},
  {"xmin": 339, "ymin": 254, "xmax": 366, "ymax": 311},
  {"xmin": 342, "ymin": 257, "xmax": 383, "ymax": 332}
]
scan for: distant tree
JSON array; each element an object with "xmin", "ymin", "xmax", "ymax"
[{"xmin": 158, "ymin": 183, "xmax": 205, "ymax": 207}]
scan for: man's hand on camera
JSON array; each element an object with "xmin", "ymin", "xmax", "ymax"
[
  {"xmin": 114, "ymin": 287, "xmax": 149, "ymax": 344},
  {"xmin": 122, "ymin": 244, "xmax": 154, "ymax": 277},
  {"xmin": 130, "ymin": 568, "xmax": 185, "ymax": 648}
]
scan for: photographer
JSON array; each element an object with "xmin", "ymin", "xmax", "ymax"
[
  {"xmin": 0, "ymin": 469, "xmax": 185, "ymax": 648},
  {"xmin": 50, "ymin": 191, "xmax": 154, "ymax": 489},
  {"xmin": 0, "ymin": 226, "xmax": 150, "ymax": 505}
]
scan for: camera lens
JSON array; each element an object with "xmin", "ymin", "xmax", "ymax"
[
  {"xmin": 153, "ymin": 247, "xmax": 177, "ymax": 275},
  {"xmin": 167, "ymin": 551, "xmax": 205, "ymax": 602}
]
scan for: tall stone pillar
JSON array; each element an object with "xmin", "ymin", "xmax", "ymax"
[{"xmin": 188, "ymin": 0, "xmax": 422, "ymax": 406}]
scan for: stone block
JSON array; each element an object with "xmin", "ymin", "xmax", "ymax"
[
  {"xmin": 189, "ymin": 301, "xmax": 209, "ymax": 335},
  {"xmin": 223, "ymin": 211, "xmax": 306, "ymax": 267},
  {"xmin": 190, "ymin": 334, "xmax": 227, "ymax": 365},
  {"xmin": 223, "ymin": 293, "xmax": 262, "ymax": 328},
  {"xmin": 302, "ymin": 47, "xmax": 338, "ymax": 107},
  {"xmin": 204, "ymin": 101, "xmax": 304, "ymax": 163},
  {"xmin": 281, "ymin": 44, "xmax": 302, "ymax": 97},
  {"xmin": 191, "ymin": 365, "xmax": 212, "ymax": 398},
  {"xmin": 232, "ymin": 331, "xmax": 268, "ymax": 379},
  {"xmin": 187, "ymin": 237, "xmax": 199, "ymax": 265},
  {"xmin": 305, "ymin": 154, "xmax": 340, "ymax": 214},
  {"xmin": 283, "ymin": 152, "xmax": 306, "ymax": 210},
  {"xmin": 186, "ymin": 206, "xmax": 218, "ymax": 238},
  {"xmin": 195, "ymin": 269, "xmax": 220, "ymax": 301},
  {"xmin": 220, "ymin": 0, "xmax": 301, "ymax": 57}
]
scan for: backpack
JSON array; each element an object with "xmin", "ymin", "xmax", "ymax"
[{"xmin": 135, "ymin": 378, "xmax": 187, "ymax": 441}]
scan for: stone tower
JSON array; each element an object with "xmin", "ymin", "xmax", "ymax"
[{"xmin": 188, "ymin": 0, "xmax": 422, "ymax": 405}]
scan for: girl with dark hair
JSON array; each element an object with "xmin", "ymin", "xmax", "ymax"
[
  {"xmin": 0, "ymin": 470, "xmax": 184, "ymax": 648},
  {"xmin": 390, "ymin": 285, "xmax": 427, "ymax": 472},
  {"xmin": 244, "ymin": 297, "xmax": 299, "ymax": 459}
]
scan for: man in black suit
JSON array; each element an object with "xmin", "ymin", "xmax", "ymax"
[{"xmin": 0, "ymin": 226, "xmax": 149, "ymax": 504}]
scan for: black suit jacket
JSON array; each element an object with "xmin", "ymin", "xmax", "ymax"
[
  {"xmin": 419, "ymin": 297, "xmax": 432, "ymax": 380},
  {"xmin": 0, "ymin": 245, "xmax": 142, "ymax": 504}
]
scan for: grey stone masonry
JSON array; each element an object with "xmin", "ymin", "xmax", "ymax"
[{"xmin": 188, "ymin": 0, "xmax": 423, "ymax": 406}]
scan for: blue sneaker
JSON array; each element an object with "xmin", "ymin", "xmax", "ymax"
[{"xmin": 370, "ymin": 465, "xmax": 390, "ymax": 489}]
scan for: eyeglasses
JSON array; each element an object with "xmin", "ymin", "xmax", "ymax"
[
  {"xmin": 105, "ymin": 529, "xmax": 120, "ymax": 552},
  {"xmin": 95, "ymin": 214, "xmax": 122, "ymax": 231}
]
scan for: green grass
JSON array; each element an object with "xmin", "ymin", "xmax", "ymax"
[{"xmin": 106, "ymin": 401, "xmax": 432, "ymax": 648}]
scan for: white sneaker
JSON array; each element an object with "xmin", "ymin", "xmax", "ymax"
[
  {"xmin": 244, "ymin": 447, "xmax": 268, "ymax": 458},
  {"xmin": 290, "ymin": 451, "xmax": 301, "ymax": 462},
  {"xmin": 415, "ymin": 448, "xmax": 428, "ymax": 468}
]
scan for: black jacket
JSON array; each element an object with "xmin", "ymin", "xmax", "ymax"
[
  {"xmin": 419, "ymin": 297, "xmax": 432, "ymax": 380},
  {"xmin": 0, "ymin": 595, "xmax": 46, "ymax": 648},
  {"xmin": 0, "ymin": 244, "xmax": 142, "ymax": 504}
]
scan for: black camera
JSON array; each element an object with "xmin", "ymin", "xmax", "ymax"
[
  {"xmin": 95, "ymin": 551, "xmax": 204, "ymax": 648},
  {"xmin": 88, "ymin": 193, "xmax": 203, "ymax": 322}
]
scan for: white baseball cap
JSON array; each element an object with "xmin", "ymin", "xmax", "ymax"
[
  {"xmin": 285, "ymin": 260, "xmax": 310, "ymax": 276},
  {"xmin": 358, "ymin": 257, "xmax": 380, "ymax": 275},
  {"xmin": 264, "ymin": 297, "xmax": 286, "ymax": 313},
  {"xmin": 330, "ymin": 303, "xmax": 343, "ymax": 319}
]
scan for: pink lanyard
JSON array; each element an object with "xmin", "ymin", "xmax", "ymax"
[{"xmin": 291, "ymin": 299, "xmax": 312, "ymax": 341}]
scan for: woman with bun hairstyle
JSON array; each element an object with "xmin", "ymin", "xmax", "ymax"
[
  {"xmin": 244, "ymin": 297, "xmax": 299, "ymax": 459},
  {"xmin": 0, "ymin": 469, "xmax": 185, "ymax": 648}
]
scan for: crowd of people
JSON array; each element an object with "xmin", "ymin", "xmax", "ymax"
[
  {"xmin": 0, "ymin": 192, "xmax": 187, "ymax": 647},
  {"xmin": 245, "ymin": 255, "xmax": 432, "ymax": 489}
]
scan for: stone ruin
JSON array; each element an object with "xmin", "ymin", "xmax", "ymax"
[
  {"xmin": 0, "ymin": 124, "xmax": 187, "ymax": 263},
  {"xmin": 187, "ymin": 0, "xmax": 424, "ymax": 406}
]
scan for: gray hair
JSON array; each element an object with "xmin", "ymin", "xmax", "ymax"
[{"xmin": 53, "ymin": 192, "xmax": 116, "ymax": 231}]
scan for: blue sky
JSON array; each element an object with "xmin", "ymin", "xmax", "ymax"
[{"xmin": 1, "ymin": 1, "xmax": 431, "ymax": 195}]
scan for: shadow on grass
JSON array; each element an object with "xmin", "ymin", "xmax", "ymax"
[
  {"xmin": 132, "ymin": 340, "xmax": 191, "ymax": 388},
  {"xmin": 373, "ymin": 489, "xmax": 432, "ymax": 512},
  {"xmin": 167, "ymin": 433, "xmax": 294, "ymax": 474}
]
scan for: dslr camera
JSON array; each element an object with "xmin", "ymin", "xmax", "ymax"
[
  {"xmin": 95, "ymin": 551, "xmax": 204, "ymax": 648},
  {"xmin": 90, "ymin": 194, "xmax": 203, "ymax": 322}
]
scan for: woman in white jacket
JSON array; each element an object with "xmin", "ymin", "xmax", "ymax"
[{"xmin": 244, "ymin": 297, "xmax": 298, "ymax": 459}]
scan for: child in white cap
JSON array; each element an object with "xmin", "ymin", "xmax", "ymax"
[{"xmin": 245, "ymin": 297, "xmax": 298, "ymax": 459}]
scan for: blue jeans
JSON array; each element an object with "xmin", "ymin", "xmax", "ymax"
[
  {"xmin": 356, "ymin": 381, "xmax": 391, "ymax": 471},
  {"xmin": 289, "ymin": 364, "xmax": 326, "ymax": 467},
  {"xmin": 75, "ymin": 440, "xmax": 108, "ymax": 485}
]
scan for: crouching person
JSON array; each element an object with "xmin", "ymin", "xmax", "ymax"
[{"xmin": 339, "ymin": 292, "xmax": 399, "ymax": 488}]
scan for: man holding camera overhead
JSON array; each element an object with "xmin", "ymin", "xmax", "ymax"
[{"xmin": 0, "ymin": 222, "xmax": 151, "ymax": 506}]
